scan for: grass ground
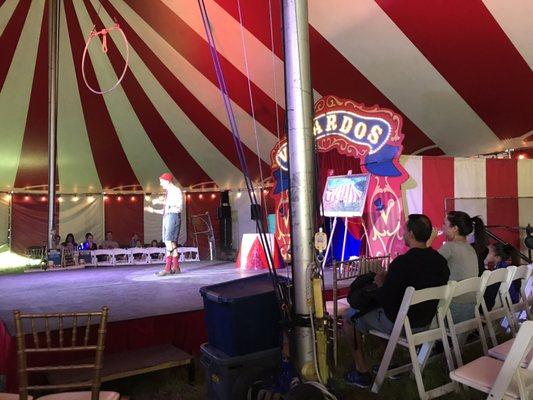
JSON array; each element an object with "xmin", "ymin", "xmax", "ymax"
[{"xmin": 99, "ymin": 333, "xmax": 495, "ymax": 400}]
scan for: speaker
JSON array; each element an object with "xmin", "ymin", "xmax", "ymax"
[
  {"xmin": 251, "ymin": 204, "xmax": 262, "ymax": 220},
  {"xmin": 220, "ymin": 190, "xmax": 230, "ymax": 205},
  {"xmin": 218, "ymin": 205, "xmax": 231, "ymax": 219},
  {"xmin": 220, "ymin": 218, "xmax": 232, "ymax": 250}
]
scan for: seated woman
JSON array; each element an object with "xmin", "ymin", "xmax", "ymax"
[
  {"xmin": 61, "ymin": 233, "xmax": 78, "ymax": 267},
  {"xmin": 428, "ymin": 211, "xmax": 486, "ymax": 325},
  {"xmin": 80, "ymin": 232, "xmax": 98, "ymax": 250}
]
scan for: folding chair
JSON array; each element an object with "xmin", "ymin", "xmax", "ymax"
[
  {"xmin": 111, "ymin": 249, "xmax": 131, "ymax": 266},
  {"xmin": 130, "ymin": 248, "xmax": 149, "ymax": 264},
  {"xmin": 489, "ymin": 338, "xmax": 533, "ymax": 368},
  {"xmin": 507, "ymin": 264, "xmax": 532, "ymax": 322},
  {"xmin": 90, "ymin": 250, "xmax": 114, "ymax": 267},
  {"xmin": 450, "ymin": 320, "xmax": 533, "ymax": 400},
  {"xmin": 12, "ymin": 307, "xmax": 120, "ymax": 400},
  {"xmin": 146, "ymin": 247, "xmax": 165, "ymax": 263},
  {"xmin": 371, "ymin": 282, "xmax": 457, "ymax": 400},
  {"xmin": 480, "ymin": 266, "xmax": 518, "ymax": 347},
  {"xmin": 446, "ymin": 272, "xmax": 490, "ymax": 367}
]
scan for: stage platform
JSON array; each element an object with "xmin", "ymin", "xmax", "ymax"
[{"xmin": 0, "ymin": 260, "xmax": 346, "ymax": 391}]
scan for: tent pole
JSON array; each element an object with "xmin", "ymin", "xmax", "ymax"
[
  {"xmin": 282, "ymin": 0, "xmax": 317, "ymax": 378},
  {"xmin": 47, "ymin": 0, "xmax": 60, "ymax": 248}
]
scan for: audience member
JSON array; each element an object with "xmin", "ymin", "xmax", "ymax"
[
  {"xmin": 150, "ymin": 239, "xmax": 159, "ymax": 248},
  {"xmin": 130, "ymin": 233, "xmax": 140, "ymax": 248},
  {"xmin": 80, "ymin": 232, "xmax": 98, "ymax": 250},
  {"xmin": 61, "ymin": 233, "xmax": 78, "ymax": 266},
  {"xmin": 343, "ymin": 214, "xmax": 449, "ymax": 388},
  {"xmin": 429, "ymin": 211, "xmax": 484, "ymax": 324},
  {"xmin": 61, "ymin": 233, "xmax": 77, "ymax": 248},
  {"xmin": 483, "ymin": 243, "xmax": 520, "ymax": 310},
  {"xmin": 100, "ymin": 231, "xmax": 119, "ymax": 249},
  {"xmin": 50, "ymin": 234, "xmax": 62, "ymax": 251}
]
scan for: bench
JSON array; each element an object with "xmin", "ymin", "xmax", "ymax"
[{"xmin": 47, "ymin": 344, "xmax": 194, "ymax": 385}]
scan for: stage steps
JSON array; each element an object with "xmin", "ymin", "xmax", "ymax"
[{"xmin": 47, "ymin": 344, "xmax": 194, "ymax": 385}]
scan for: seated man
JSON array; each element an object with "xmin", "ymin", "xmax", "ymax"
[
  {"xmin": 100, "ymin": 231, "xmax": 119, "ymax": 249},
  {"xmin": 343, "ymin": 214, "xmax": 450, "ymax": 388}
]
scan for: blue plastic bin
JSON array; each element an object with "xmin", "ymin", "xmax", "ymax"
[
  {"xmin": 199, "ymin": 273, "xmax": 284, "ymax": 357},
  {"xmin": 201, "ymin": 342, "xmax": 280, "ymax": 400}
]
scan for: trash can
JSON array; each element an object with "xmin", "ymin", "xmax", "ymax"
[
  {"xmin": 199, "ymin": 273, "xmax": 284, "ymax": 356},
  {"xmin": 201, "ymin": 342, "xmax": 280, "ymax": 400}
]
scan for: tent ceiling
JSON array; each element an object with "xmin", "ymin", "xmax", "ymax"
[{"xmin": 0, "ymin": 0, "xmax": 531, "ymax": 193}]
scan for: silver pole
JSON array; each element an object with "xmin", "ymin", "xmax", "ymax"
[
  {"xmin": 282, "ymin": 0, "xmax": 316, "ymax": 376},
  {"xmin": 47, "ymin": 0, "xmax": 60, "ymax": 249}
]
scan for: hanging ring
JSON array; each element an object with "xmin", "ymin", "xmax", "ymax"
[{"xmin": 82, "ymin": 23, "xmax": 129, "ymax": 95}]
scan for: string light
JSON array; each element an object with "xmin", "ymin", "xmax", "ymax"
[
  {"xmin": 187, "ymin": 194, "xmax": 191, "ymax": 199},
  {"xmin": 103, "ymin": 195, "xmax": 109, "ymax": 201},
  {"xmin": 40, "ymin": 196, "xmax": 47, "ymax": 202},
  {"xmin": 518, "ymin": 154, "xmax": 526, "ymax": 160},
  {"xmin": 236, "ymin": 191, "xmax": 242, "ymax": 198},
  {"xmin": 130, "ymin": 196, "xmax": 136, "ymax": 202},
  {"xmin": 24, "ymin": 196, "xmax": 30, "ymax": 201},
  {"xmin": 58, "ymin": 196, "xmax": 64, "ymax": 203},
  {"xmin": 211, "ymin": 193, "xmax": 216, "ymax": 199},
  {"xmin": 117, "ymin": 196, "xmax": 123, "ymax": 202},
  {"xmin": 87, "ymin": 196, "xmax": 95, "ymax": 203},
  {"xmin": 263, "ymin": 189, "xmax": 269, "ymax": 195},
  {"xmin": 199, "ymin": 194, "xmax": 203, "ymax": 199},
  {"xmin": 145, "ymin": 194, "xmax": 151, "ymax": 202},
  {"xmin": 72, "ymin": 195, "xmax": 79, "ymax": 202}
]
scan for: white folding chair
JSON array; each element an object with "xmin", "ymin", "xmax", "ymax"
[
  {"xmin": 446, "ymin": 272, "xmax": 490, "ymax": 367},
  {"xmin": 179, "ymin": 247, "xmax": 200, "ymax": 262},
  {"xmin": 371, "ymin": 282, "xmax": 457, "ymax": 400},
  {"xmin": 450, "ymin": 320, "xmax": 533, "ymax": 400},
  {"xmin": 507, "ymin": 264, "xmax": 532, "ymax": 322},
  {"xmin": 489, "ymin": 338, "xmax": 533, "ymax": 368},
  {"xmin": 111, "ymin": 248, "xmax": 132, "ymax": 266},
  {"xmin": 130, "ymin": 248, "xmax": 150, "ymax": 264},
  {"xmin": 146, "ymin": 247, "xmax": 165, "ymax": 264},
  {"xmin": 90, "ymin": 249, "xmax": 114, "ymax": 267},
  {"xmin": 480, "ymin": 266, "xmax": 518, "ymax": 347}
]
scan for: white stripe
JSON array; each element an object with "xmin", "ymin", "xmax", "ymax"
[
  {"xmin": 483, "ymin": 0, "xmax": 533, "ymax": 70},
  {"xmin": 97, "ymin": 0, "xmax": 244, "ymax": 189},
  {"xmin": 0, "ymin": 0, "xmax": 44, "ymax": 189},
  {"xmin": 110, "ymin": 0, "xmax": 276, "ymax": 167},
  {"xmin": 57, "ymin": 1, "xmax": 102, "ymax": 193},
  {"xmin": 59, "ymin": 196, "xmax": 104, "ymax": 244},
  {"xmin": 517, "ymin": 159, "xmax": 533, "ymax": 253},
  {"xmin": 73, "ymin": 1, "xmax": 169, "ymax": 192},
  {"xmin": 0, "ymin": 0, "xmax": 19, "ymax": 37},
  {"xmin": 454, "ymin": 158, "xmax": 487, "ymax": 222},
  {"xmin": 309, "ymin": 0, "xmax": 502, "ymax": 156},
  {"xmin": 161, "ymin": 0, "xmax": 285, "ymax": 108},
  {"xmin": 400, "ymin": 155, "xmax": 423, "ymax": 215}
]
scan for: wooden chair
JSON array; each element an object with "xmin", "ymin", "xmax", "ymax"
[
  {"xmin": 146, "ymin": 247, "xmax": 165, "ymax": 263},
  {"xmin": 12, "ymin": 307, "xmax": 119, "ymax": 400},
  {"xmin": 110, "ymin": 249, "xmax": 131, "ymax": 266},
  {"xmin": 480, "ymin": 266, "xmax": 518, "ymax": 347},
  {"xmin": 371, "ymin": 283, "xmax": 458, "ymax": 400},
  {"xmin": 328, "ymin": 255, "xmax": 390, "ymax": 366},
  {"xmin": 489, "ymin": 338, "xmax": 533, "ymax": 368},
  {"xmin": 90, "ymin": 250, "xmax": 114, "ymax": 267},
  {"xmin": 507, "ymin": 264, "xmax": 532, "ymax": 322},
  {"xmin": 178, "ymin": 247, "xmax": 200, "ymax": 262},
  {"xmin": 450, "ymin": 320, "xmax": 533, "ymax": 400},
  {"xmin": 446, "ymin": 273, "xmax": 490, "ymax": 367},
  {"xmin": 130, "ymin": 248, "xmax": 149, "ymax": 264}
]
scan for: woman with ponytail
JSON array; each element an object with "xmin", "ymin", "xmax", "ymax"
[{"xmin": 428, "ymin": 211, "xmax": 485, "ymax": 324}]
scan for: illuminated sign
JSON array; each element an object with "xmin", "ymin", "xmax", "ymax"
[{"xmin": 313, "ymin": 111, "xmax": 391, "ymax": 154}]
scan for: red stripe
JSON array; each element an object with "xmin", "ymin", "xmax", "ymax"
[
  {"xmin": 485, "ymin": 159, "xmax": 519, "ymax": 248},
  {"xmin": 63, "ymin": 0, "xmax": 139, "ymax": 190},
  {"xmin": 97, "ymin": 0, "xmax": 268, "ymax": 183},
  {"xmin": 212, "ymin": 0, "xmax": 283, "ymax": 60},
  {"xmin": 14, "ymin": 2, "xmax": 49, "ymax": 189},
  {"xmin": 309, "ymin": 27, "xmax": 443, "ymax": 155},
  {"xmin": 376, "ymin": 0, "xmax": 533, "ymax": 140},
  {"xmin": 0, "ymin": 0, "xmax": 32, "ymax": 91},
  {"xmin": 422, "ymin": 156, "xmax": 454, "ymax": 249},
  {"xmin": 84, "ymin": 0, "xmax": 211, "ymax": 187},
  {"xmin": 125, "ymin": 0, "xmax": 283, "ymax": 139},
  {"xmin": 10, "ymin": 195, "xmax": 48, "ymax": 254},
  {"xmin": 104, "ymin": 195, "xmax": 143, "ymax": 246}
]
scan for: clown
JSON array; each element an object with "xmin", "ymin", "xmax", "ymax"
[{"xmin": 145, "ymin": 173, "xmax": 183, "ymax": 276}]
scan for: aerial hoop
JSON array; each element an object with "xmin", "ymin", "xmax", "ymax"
[{"xmin": 82, "ymin": 23, "xmax": 129, "ymax": 95}]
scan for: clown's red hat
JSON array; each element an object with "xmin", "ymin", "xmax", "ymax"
[{"xmin": 159, "ymin": 172, "xmax": 173, "ymax": 182}]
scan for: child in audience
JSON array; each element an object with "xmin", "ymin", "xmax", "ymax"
[
  {"xmin": 80, "ymin": 232, "xmax": 97, "ymax": 250},
  {"xmin": 483, "ymin": 243, "xmax": 520, "ymax": 310}
]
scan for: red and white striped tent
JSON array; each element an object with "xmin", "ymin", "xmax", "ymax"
[{"xmin": 0, "ymin": 0, "xmax": 532, "ymax": 253}]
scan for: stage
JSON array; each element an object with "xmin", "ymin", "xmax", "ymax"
[{"xmin": 0, "ymin": 260, "xmax": 347, "ymax": 391}]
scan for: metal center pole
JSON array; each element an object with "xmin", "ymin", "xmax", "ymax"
[{"xmin": 282, "ymin": 0, "xmax": 317, "ymax": 377}]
